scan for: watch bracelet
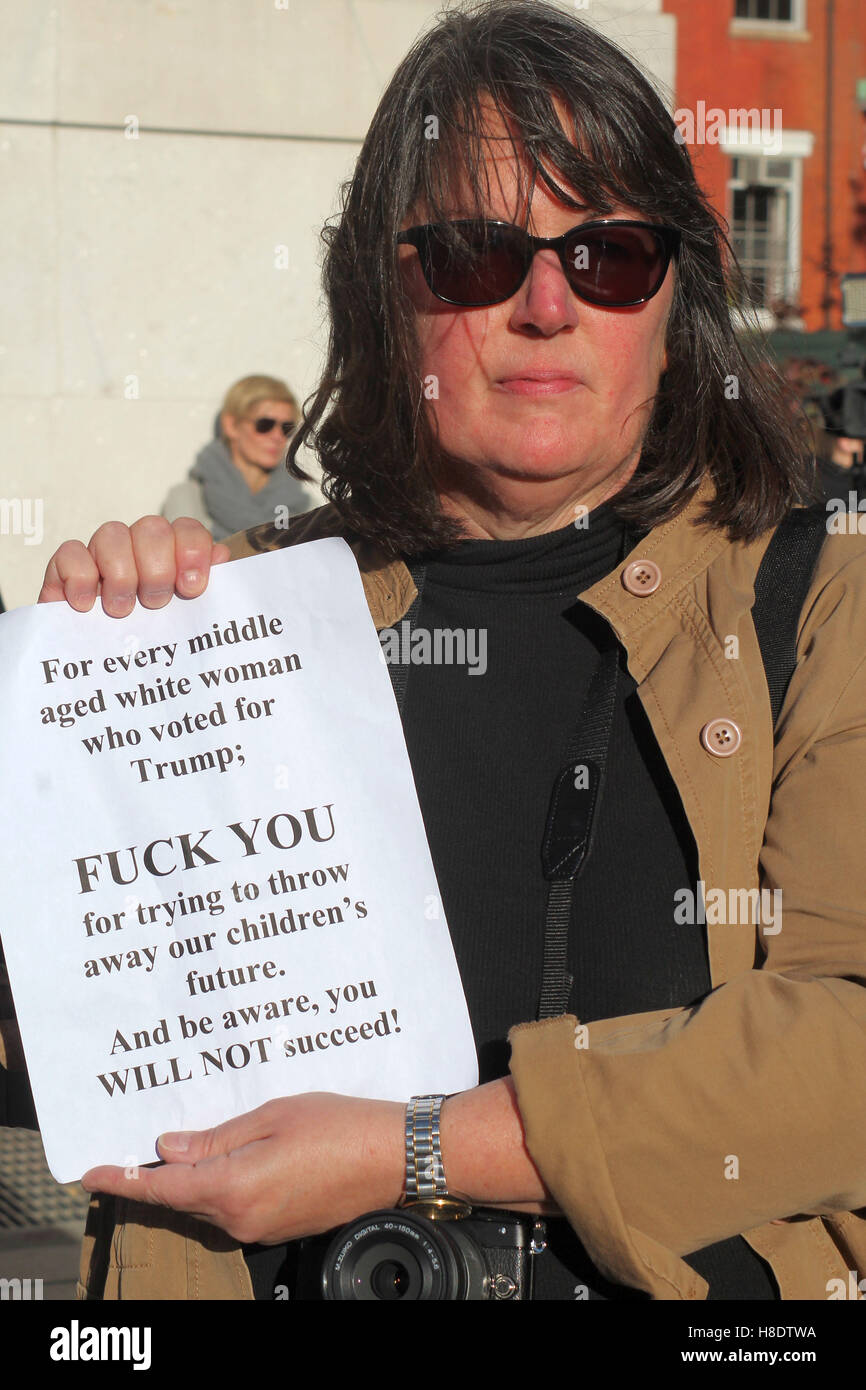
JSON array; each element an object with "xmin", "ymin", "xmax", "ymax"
[{"xmin": 403, "ymin": 1093, "xmax": 448, "ymax": 1200}]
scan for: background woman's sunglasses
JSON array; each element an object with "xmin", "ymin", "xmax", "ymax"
[
  {"xmin": 251, "ymin": 416, "xmax": 296, "ymax": 437},
  {"xmin": 397, "ymin": 219, "xmax": 681, "ymax": 309}
]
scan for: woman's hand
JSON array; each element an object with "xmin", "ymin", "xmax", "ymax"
[
  {"xmin": 81, "ymin": 1093, "xmax": 406, "ymax": 1246},
  {"xmin": 830, "ymin": 436, "xmax": 864, "ymax": 471},
  {"xmin": 38, "ymin": 516, "xmax": 231, "ymax": 615},
  {"xmin": 80, "ymin": 1080, "xmax": 555, "ymax": 1245}
]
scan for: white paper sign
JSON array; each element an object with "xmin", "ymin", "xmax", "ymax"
[{"xmin": 0, "ymin": 538, "xmax": 477, "ymax": 1182}]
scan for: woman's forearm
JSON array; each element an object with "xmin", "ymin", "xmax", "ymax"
[{"xmin": 441, "ymin": 1077, "xmax": 557, "ymax": 1213}]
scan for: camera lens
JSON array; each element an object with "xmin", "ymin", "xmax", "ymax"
[
  {"xmin": 321, "ymin": 1210, "xmax": 487, "ymax": 1300},
  {"xmin": 370, "ymin": 1259, "xmax": 411, "ymax": 1300}
]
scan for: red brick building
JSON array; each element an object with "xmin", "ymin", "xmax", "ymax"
[{"xmin": 661, "ymin": 0, "xmax": 866, "ymax": 329}]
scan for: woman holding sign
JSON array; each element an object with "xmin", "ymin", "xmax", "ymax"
[{"xmin": 25, "ymin": 0, "xmax": 866, "ymax": 1300}]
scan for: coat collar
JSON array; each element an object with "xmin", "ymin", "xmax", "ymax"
[
  {"xmin": 368, "ymin": 476, "xmax": 729, "ymax": 646},
  {"xmin": 575, "ymin": 478, "xmax": 729, "ymax": 672}
]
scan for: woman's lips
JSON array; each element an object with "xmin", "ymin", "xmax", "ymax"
[{"xmin": 496, "ymin": 373, "xmax": 584, "ymax": 396}]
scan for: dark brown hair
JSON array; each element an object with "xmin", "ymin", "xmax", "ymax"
[{"xmin": 287, "ymin": 0, "xmax": 815, "ymax": 556}]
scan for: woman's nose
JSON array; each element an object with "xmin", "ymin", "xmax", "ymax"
[{"xmin": 508, "ymin": 249, "xmax": 581, "ymax": 335}]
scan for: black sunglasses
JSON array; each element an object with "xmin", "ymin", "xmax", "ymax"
[
  {"xmin": 251, "ymin": 416, "xmax": 296, "ymax": 437},
  {"xmin": 397, "ymin": 219, "xmax": 681, "ymax": 309}
]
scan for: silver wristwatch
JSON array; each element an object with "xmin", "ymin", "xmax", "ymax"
[{"xmin": 400, "ymin": 1094, "xmax": 470, "ymax": 1219}]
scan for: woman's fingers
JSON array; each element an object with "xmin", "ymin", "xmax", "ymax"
[
  {"xmin": 166, "ymin": 517, "xmax": 228, "ymax": 599},
  {"xmin": 88, "ymin": 520, "xmax": 140, "ymax": 617},
  {"xmin": 38, "ymin": 540, "xmax": 101, "ymax": 610},
  {"xmin": 129, "ymin": 515, "xmax": 182, "ymax": 609},
  {"xmin": 38, "ymin": 516, "xmax": 231, "ymax": 613},
  {"xmin": 80, "ymin": 1094, "xmax": 406, "ymax": 1247}
]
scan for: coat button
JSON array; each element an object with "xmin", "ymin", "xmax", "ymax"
[
  {"xmin": 621, "ymin": 558, "xmax": 661, "ymax": 595},
  {"xmin": 700, "ymin": 719, "xmax": 742, "ymax": 757}
]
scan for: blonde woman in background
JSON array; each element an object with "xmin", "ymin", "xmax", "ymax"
[{"xmin": 161, "ymin": 374, "xmax": 309, "ymax": 540}]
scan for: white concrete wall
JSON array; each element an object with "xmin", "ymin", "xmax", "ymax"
[
  {"xmin": 574, "ymin": 0, "xmax": 675, "ymax": 102},
  {"xmin": 0, "ymin": 0, "xmax": 675, "ymax": 609}
]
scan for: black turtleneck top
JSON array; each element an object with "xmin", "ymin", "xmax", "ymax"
[{"xmin": 244, "ymin": 502, "xmax": 777, "ymax": 1300}]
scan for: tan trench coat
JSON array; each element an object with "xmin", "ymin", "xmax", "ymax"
[{"xmin": 3, "ymin": 478, "xmax": 865, "ymax": 1299}]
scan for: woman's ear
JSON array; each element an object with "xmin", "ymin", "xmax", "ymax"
[{"xmin": 221, "ymin": 411, "xmax": 239, "ymax": 443}]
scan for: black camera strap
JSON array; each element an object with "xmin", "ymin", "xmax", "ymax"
[{"xmin": 536, "ymin": 629, "xmax": 619, "ymax": 1018}]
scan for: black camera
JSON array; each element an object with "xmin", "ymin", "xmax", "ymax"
[{"xmin": 294, "ymin": 1204, "xmax": 538, "ymax": 1300}]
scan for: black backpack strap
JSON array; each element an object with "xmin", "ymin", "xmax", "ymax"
[{"xmin": 751, "ymin": 505, "xmax": 828, "ymax": 728}]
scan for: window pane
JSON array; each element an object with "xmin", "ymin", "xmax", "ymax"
[
  {"xmin": 735, "ymin": 0, "xmax": 795, "ymax": 19},
  {"xmin": 729, "ymin": 170, "xmax": 791, "ymax": 309},
  {"xmin": 765, "ymin": 159, "xmax": 793, "ymax": 180},
  {"xmin": 752, "ymin": 187, "xmax": 771, "ymax": 222}
]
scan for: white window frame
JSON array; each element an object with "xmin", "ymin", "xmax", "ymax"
[
  {"xmin": 730, "ymin": 0, "xmax": 808, "ymax": 40},
  {"xmin": 723, "ymin": 129, "xmax": 814, "ymax": 312}
]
